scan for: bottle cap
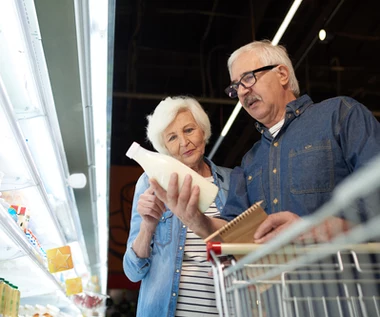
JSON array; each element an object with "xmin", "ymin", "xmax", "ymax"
[{"xmin": 126, "ymin": 142, "xmax": 140, "ymax": 158}]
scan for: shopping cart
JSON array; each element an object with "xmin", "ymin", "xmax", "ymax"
[{"xmin": 207, "ymin": 154, "xmax": 380, "ymax": 317}]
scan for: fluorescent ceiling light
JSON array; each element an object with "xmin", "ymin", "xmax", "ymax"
[
  {"xmin": 208, "ymin": 0, "xmax": 303, "ymax": 159},
  {"xmin": 221, "ymin": 102, "xmax": 243, "ymax": 137},
  {"xmin": 272, "ymin": 0, "xmax": 303, "ymax": 46}
]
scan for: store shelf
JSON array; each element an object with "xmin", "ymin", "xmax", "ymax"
[
  {"xmin": 0, "ymin": 0, "xmax": 112, "ymax": 302},
  {"xmin": 0, "ymin": 100, "xmax": 64, "ymax": 248},
  {"xmin": 0, "ymin": 0, "xmax": 90, "ymax": 274},
  {"xmin": 0, "ymin": 204, "xmax": 81, "ymax": 315},
  {"xmin": 0, "ymin": 0, "xmax": 95, "ymax": 312}
]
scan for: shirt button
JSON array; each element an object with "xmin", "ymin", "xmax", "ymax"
[
  {"xmin": 161, "ymin": 216, "xmax": 165, "ymax": 220},
  {"xmin": 182, "ymin": 225, "xmax": 186, "ymax": 228},
  {"xmin": 295, "ymin": 109, "xmax": 300, "ymax": 115},
  {"xmin": 176, "ymin": 269, "xmax": 180, "ymax": 273},
  {"xmin": 247, "ymin": 175, "xmax": 252, "ymax": 181},
  {"xmin": 179, "ymin": 246, "xmax": 183, "ymax": 250},
  {"xmin": 172, "ymin": 293, "xmax": 176, "ymax": 297},
  {"xmin": 273, "ymin": 198, "xmax": 278, "ymax": 204},
  {"xmin": 273, "ymin": 168, "xmax": 277, "ymax": 174},
  {"xmin": 273, "ymin": 142, "xmax": 279, "ymax": 147},
  {"xmin": 287, "ymin": 114, "xmax": 291, "ymax": 118}
]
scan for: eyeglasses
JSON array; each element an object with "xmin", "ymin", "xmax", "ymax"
[{"xmin": 225, "ymin": 65, "xmax": 279, "ymax": 98}]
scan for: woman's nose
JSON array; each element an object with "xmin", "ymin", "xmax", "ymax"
[{"xmin": 179, "ymin": 135, "xmax": 189, "ymax": 146}]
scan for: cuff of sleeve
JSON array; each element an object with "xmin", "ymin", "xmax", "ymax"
[{"xmin": 128, "ymin": 243, "xmax": 151, "ymax": 272}]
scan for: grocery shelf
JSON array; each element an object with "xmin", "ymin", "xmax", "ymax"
[
  {"xmin": 0, "ymin": 204, "xmax": 81, "ymax": 315},
  {"xmin": 0, "ymin": 0, "xmax": 112, "ymax": 298}
]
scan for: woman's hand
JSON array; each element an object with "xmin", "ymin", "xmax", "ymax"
[
  {"xmin": 137, "ymin": 186, "xmax": 166, "ymax": 233},
  {"xmin": 131, "ymin": 186, "xmax": 166, "ymax": 259},
  {"xmin": 150, "ymin": 173, "xmax": 222, "ymax": 239},
  {"xmin": 149, "ymin": 174, "xmax": 200, "ymax": 227}
]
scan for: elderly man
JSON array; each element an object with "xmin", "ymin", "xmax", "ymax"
[{"xmin": 151, "ymin": 40, "xmax": 380, "ymax": 243}]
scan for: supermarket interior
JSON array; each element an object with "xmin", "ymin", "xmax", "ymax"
[{"xmin": 0, "ymin": 0, "xmax": 379, "ymax": 316}]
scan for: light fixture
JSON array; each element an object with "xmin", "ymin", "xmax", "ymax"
[
  {"xmin": 318, "ymin": 28, "xmax": 334, "ymax": 43},
  {"xmin": 73, "ymin": 0, "xmax": 114, "ymax": 293},
  {"xmin": 208, "ymin": 0, "xmax": 304, "ymax": 159},
  {"xmin": 319, "ymin": 29, "xmax": 327, "ymax": 41},
  {"xmin": 68, "ymin": 173, "xmax": 87, "ymax": 189}
]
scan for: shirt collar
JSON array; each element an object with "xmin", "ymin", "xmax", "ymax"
[
  {"xmin": 203, "ymin": 156, "xmax": 225, "ymax": 182},
  {"xmin": 255, "ymin": 94, "xmax": 313, "ymax": 134}
]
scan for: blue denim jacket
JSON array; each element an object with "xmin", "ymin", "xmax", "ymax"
[
  {"xmin": 222, "ymin": 95, "xmax": 380, "ymax": 221},
  {"xmin": 123, "ymin": 157, "xmax": 231, "ymax": 317}
]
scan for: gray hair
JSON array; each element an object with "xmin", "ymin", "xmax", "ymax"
[
  {"xmin": 227, "ymin": 40, "xmax": 300, "ymax": 97},
  {"xmin": 146, "ymin": 96, "xmax": 211, "ymax": 155}
]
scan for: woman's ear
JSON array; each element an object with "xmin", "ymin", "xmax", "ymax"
[{"xmin": 276, "ymin": 64, "xmax": 290, "ymax": 87}]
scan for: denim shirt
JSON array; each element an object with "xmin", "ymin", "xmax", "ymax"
[
  {"xmin": 123, "ymin": 157, "xmax": 231, "ymax": 317},
  {"xmin": 222, "ymin": 95, "xmax": 380, "ymax": 221}
]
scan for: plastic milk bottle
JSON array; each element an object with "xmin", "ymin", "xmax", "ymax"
[{"xmin": 126, "ymin": 142, "xmax": 218, "ymax": 212}]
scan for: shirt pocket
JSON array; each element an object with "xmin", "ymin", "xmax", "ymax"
[
  {"xmin": 246, "ymin": 167, "xmax": 267, "ymax": 210},
  {"xmin": 289, "ymin": 139, "xmax": 334, "ymax": 194},
  {"xmin": 154, "ymin": 210, "xmax": 173, "ymax": 246}
]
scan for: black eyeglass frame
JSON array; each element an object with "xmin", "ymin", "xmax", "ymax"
[{"xmin": 225, "ymin": 64, "xmax": 279, "ymax": 98}]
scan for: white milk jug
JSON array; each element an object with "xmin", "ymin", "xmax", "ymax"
[{"xmin": 126, "ymin": 142, "xmax": 218, "ymax": 212}]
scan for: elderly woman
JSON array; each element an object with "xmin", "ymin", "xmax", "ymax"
[{"xmin": 123, "ymin": 96, "xmax": 231, "ymax": 317}]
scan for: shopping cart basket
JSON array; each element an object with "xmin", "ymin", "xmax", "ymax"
[{"xmin": 207, "ymin": 154, "xmax": 380, "ymax": 317}]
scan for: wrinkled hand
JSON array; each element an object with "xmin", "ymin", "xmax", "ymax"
[
  {"xmin": 137, "ymin": 186, "xmax": 166, "ymax": 233},
  {"xmin": 254, "ymin": 211, "xmax": 352, "ymax": 244},
  {"xmin": 297, "ymin": 216, "xmax": 351, "ymax": 243},
  {"xmin": 149, "ymin": 173, "xmax": 204, "ymax": 231},
  {"xmin": 254, "ymin": 211, "xmax": 301, "ymax": 243}
]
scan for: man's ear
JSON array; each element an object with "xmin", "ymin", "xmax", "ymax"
[{"xmin": 276, "ymin": 64, "xmax": 290, "ymax": 86}]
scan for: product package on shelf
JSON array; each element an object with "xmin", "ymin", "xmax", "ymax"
[
  {"xmin": 0, "ymin": 277, "xmax": 20, "ymax": 317},
  {"xmin": 18, "ymin": 303, "xmax": 68, "ymax": 317},
  {"xmin": 0, "ymin": 190, "xmax": 48, "ymax": 265},
  {"xmin": 72, "ymin": 291, "xmax": 109, "ymax": 316}
]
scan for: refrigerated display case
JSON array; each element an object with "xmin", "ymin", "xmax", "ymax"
[{"xmin": 0, "ymin": 0, "xmax": 114, "ymax": 314}]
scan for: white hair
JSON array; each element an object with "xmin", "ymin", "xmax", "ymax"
[
  {"xmin": 227, "ymin": 40, "xmax": 300, "ymax": 97},
  {"xmin": 146, "ymin": 96, "xmax": 211, "ymax": 155}
]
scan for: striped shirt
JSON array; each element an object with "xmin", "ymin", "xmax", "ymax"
[{"xmin": 175, "ymin": 177, "xmax": 220, "ymax": 316}]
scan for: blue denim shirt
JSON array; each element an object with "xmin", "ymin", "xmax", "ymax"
[
  {"xmin": 123, "ymin": 157, "xmax": 231, "ymax": 317},
  {"xmin": 222, "ymin": 95, "xmax": 380, "ymax": 221}
]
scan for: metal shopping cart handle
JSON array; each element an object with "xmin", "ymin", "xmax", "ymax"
[{"xmin": 206, "ymin": 241, "xmax": 380, "ymax": 262}]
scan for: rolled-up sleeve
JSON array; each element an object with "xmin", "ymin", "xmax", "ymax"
[{"xmin": 123, "ymin": 173, "xmax": 153, "ymax": 282}]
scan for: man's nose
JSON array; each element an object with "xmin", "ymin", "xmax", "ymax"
[{"xmin": 238, "ymin": 83, "xmax": 251, "ymax": 96}]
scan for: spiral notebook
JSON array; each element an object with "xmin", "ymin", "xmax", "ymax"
[{"xmin": 204, "ymin": 200, "xmax": 267, "ymax": 243}]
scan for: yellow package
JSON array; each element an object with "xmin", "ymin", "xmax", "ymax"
[
  {"xmin": 46, "ymin": 246, "xmax": 73, "ymax": 273},
  {"xmin": 0, "ymin": 278, "xmax": 5, "ymax": 316},
  {"xmin": 10, "ymin": 285, "xmax": 20, "ymax": 317},
  {"xmin": 3, "ymin": 281, "xmax": 11, "ymax": 317}
]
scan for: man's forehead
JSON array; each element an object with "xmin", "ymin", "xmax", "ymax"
[{"xmin": 230, "ymin": 53, "xmax": 260, "ymax": 79}]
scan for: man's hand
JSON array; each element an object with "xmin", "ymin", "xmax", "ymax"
[
  {"xmin": 254, "ymin": 211, "xmax": 301, "ymax": 243},
  {"xmin": 253, "ymin": 211, "xmax": 351, "ymax": 244},
  {"xmin": 297, "ymin": 216, "xmax": 351, "ymax": 243}
]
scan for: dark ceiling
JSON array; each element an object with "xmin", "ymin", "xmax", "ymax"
[{"xmin": 111, "ymin": 0, "xmax": 380, "ymax": 169}]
